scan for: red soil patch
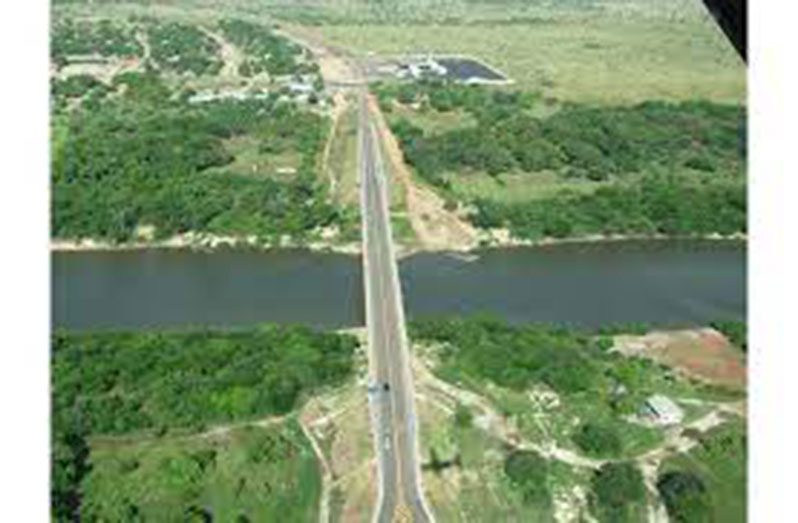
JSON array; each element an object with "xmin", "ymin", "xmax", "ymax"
[{"xmin": 615, "ymin": 328, "xmax": 746, "ymax": 389}]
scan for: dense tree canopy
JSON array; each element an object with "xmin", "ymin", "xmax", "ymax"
[
  {"xmin": 410, "ymin": 316, "xmax": 604, "ymax": 394},
  {"xmin": 51, "ymin": 326, "xmax": 358, "ymax": 436}
]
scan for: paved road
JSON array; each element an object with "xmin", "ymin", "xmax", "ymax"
[{"xmin": 359, "ymin": 92, "xmax": 434, "ymax": 523}]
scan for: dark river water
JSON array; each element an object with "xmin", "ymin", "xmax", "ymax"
[{"xmin": 52, "ymin": 240, "xmax": 745, "ymax": 331}]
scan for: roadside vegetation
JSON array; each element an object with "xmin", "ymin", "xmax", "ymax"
[
  {"xmin": 51, "ymin": 325, "xmax": 358, "ymax": 520},
  {"xmin": 376, "ymin": 81, "xmax": 746, "ymax": 241}
]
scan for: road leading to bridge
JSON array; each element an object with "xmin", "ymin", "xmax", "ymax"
[{"xmin": 359, "ymin": 92, "xmax": 434, "ymax": 523}]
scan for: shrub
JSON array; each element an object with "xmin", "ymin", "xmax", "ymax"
[
  {"xmin": 657, "ymin": 471, "xmax": 712, "ymax": 522},
  {"xmin": 572, "ymin": 422, "xmax": 623, "ymax": 457},
  {"xmin": 504, "ymin": 450, "xmax": 551, "ymax": 505},
  {"xmin": 590, "ymin": 462, "xmax": 647, "ymax": 523}
]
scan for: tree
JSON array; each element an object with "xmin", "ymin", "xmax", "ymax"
[
  {"xmin": 453, "ymin": 403, "xmax": 473, "ymax": 429},
  {"xmin": 572, "ymin": 422, "xmax": 623, "ymax": 457},
  {"xmin": 657, "ymin": 471, "xmax": 712, "ymax": 522},
  {"xmin": 504, "ymin": 450, "xmax": 551, "ymax": 505},
  {"xmin": 590, "ymin": 462, "xmax": 647, "ymax": 523}
]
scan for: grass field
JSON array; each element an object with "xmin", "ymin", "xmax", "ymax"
[
  {"xmin": 82, "ymin": 419, "xmax": 321, "ymax": 522},
  {"xmin": 320, "ymin": 16, "xmax": 744, "ymax": 104},
  {"xmin": 444, "ymin": 170, "xmax": 608, "ymax": 204},
  {"xmin": 327, "ymin": 101, "xmax": 361, "ymax": 207}
]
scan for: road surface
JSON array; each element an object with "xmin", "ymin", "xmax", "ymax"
[{"xmin": 359, "ymin": 92, "xmax": 434, "ymax": 523}]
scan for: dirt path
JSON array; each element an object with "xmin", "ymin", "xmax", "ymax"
[
  {"xmin": 367, "ymin": 96, "xmax": 479, "ymax": 252},
  {"xmin": 299, "ymin": 416, "xmax": 335, "ymax": 523},
  {"xmin": 199, "ymin": 26, "xmax": 245, "ymax": 81}
]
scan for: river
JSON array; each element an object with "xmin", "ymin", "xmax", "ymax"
[{"xmin": 52, "ymin": 240, "xmax": 745, "ymax": 331}]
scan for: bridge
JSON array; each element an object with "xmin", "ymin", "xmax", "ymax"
[{"xmin": 358, "ymin": 90, "xmax": 435, "ymax": 523}]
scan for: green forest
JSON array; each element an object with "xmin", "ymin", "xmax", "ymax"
[
  {"xmin": 51, "ymin": 71, "xmax": 338, "ymax": 243},
  {"xmin": 51, "ymin": 326, "xmax": 358, "ymax": 520},
  {"xmin": 52, "ymin": 326, "xmax": 358, "ymax": 435},
  {"xmin": 377, "ymin": 81, "xmax": 746, "ymax": 239}
]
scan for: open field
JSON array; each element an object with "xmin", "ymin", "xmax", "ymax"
[
  {"xmin": 320, "ymin": 16, "xmax": 744, "ymax": 105},
  {"xmin": 83, "ymin": 420, "xmax": 321, "ymax": 521}
]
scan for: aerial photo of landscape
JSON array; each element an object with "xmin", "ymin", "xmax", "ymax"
[{"xmin": 50, "ymin": 0, "xmax": 747, "ymax": 521}]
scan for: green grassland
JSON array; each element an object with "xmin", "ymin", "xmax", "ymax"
[
  {"xmin": 327, "ymin": 102, "xmax": 361, "ymax": 207},
  {"xmin": 82, "ymin": 420, "xmax": 321, "ymax": 522},
  {"xmin": 320, "ymin": 16, "xmax": 743, "ymax": 105}
]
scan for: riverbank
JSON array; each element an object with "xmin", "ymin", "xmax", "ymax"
[
  {"xmin": 51, "ymin": 232, "xmax": 362, "ymax": 256},
  {"xmin": 475, "ymin": 229, "xmax": 747, "ymax": 251},
  {"xmin": 50, "ymin": 230, "xmax": 746, "ymax": 258}
]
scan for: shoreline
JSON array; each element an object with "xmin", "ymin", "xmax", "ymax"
[
  {"xmin": 50, "ymin": 234, "xmax": 363, "ymax": 256},
  {"xmin": 50, "ymin": 231, "xmax": 746, "ymax": 256}
]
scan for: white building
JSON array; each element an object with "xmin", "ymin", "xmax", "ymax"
[{"xmin": 641, "ymin": 394, "xmax": 684, "ymax": 426}]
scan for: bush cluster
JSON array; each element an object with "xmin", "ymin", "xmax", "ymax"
[
  {"xmin": 51, "ymin": 19, "xmax": 143, "ymax": 66},
  {"xmin": 146, "ymin": 22, "xmax": 222, "ymax": 75},
  {"xmin": 218, "ymin": 19, "xmax": 317, "ymax": 77}
]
